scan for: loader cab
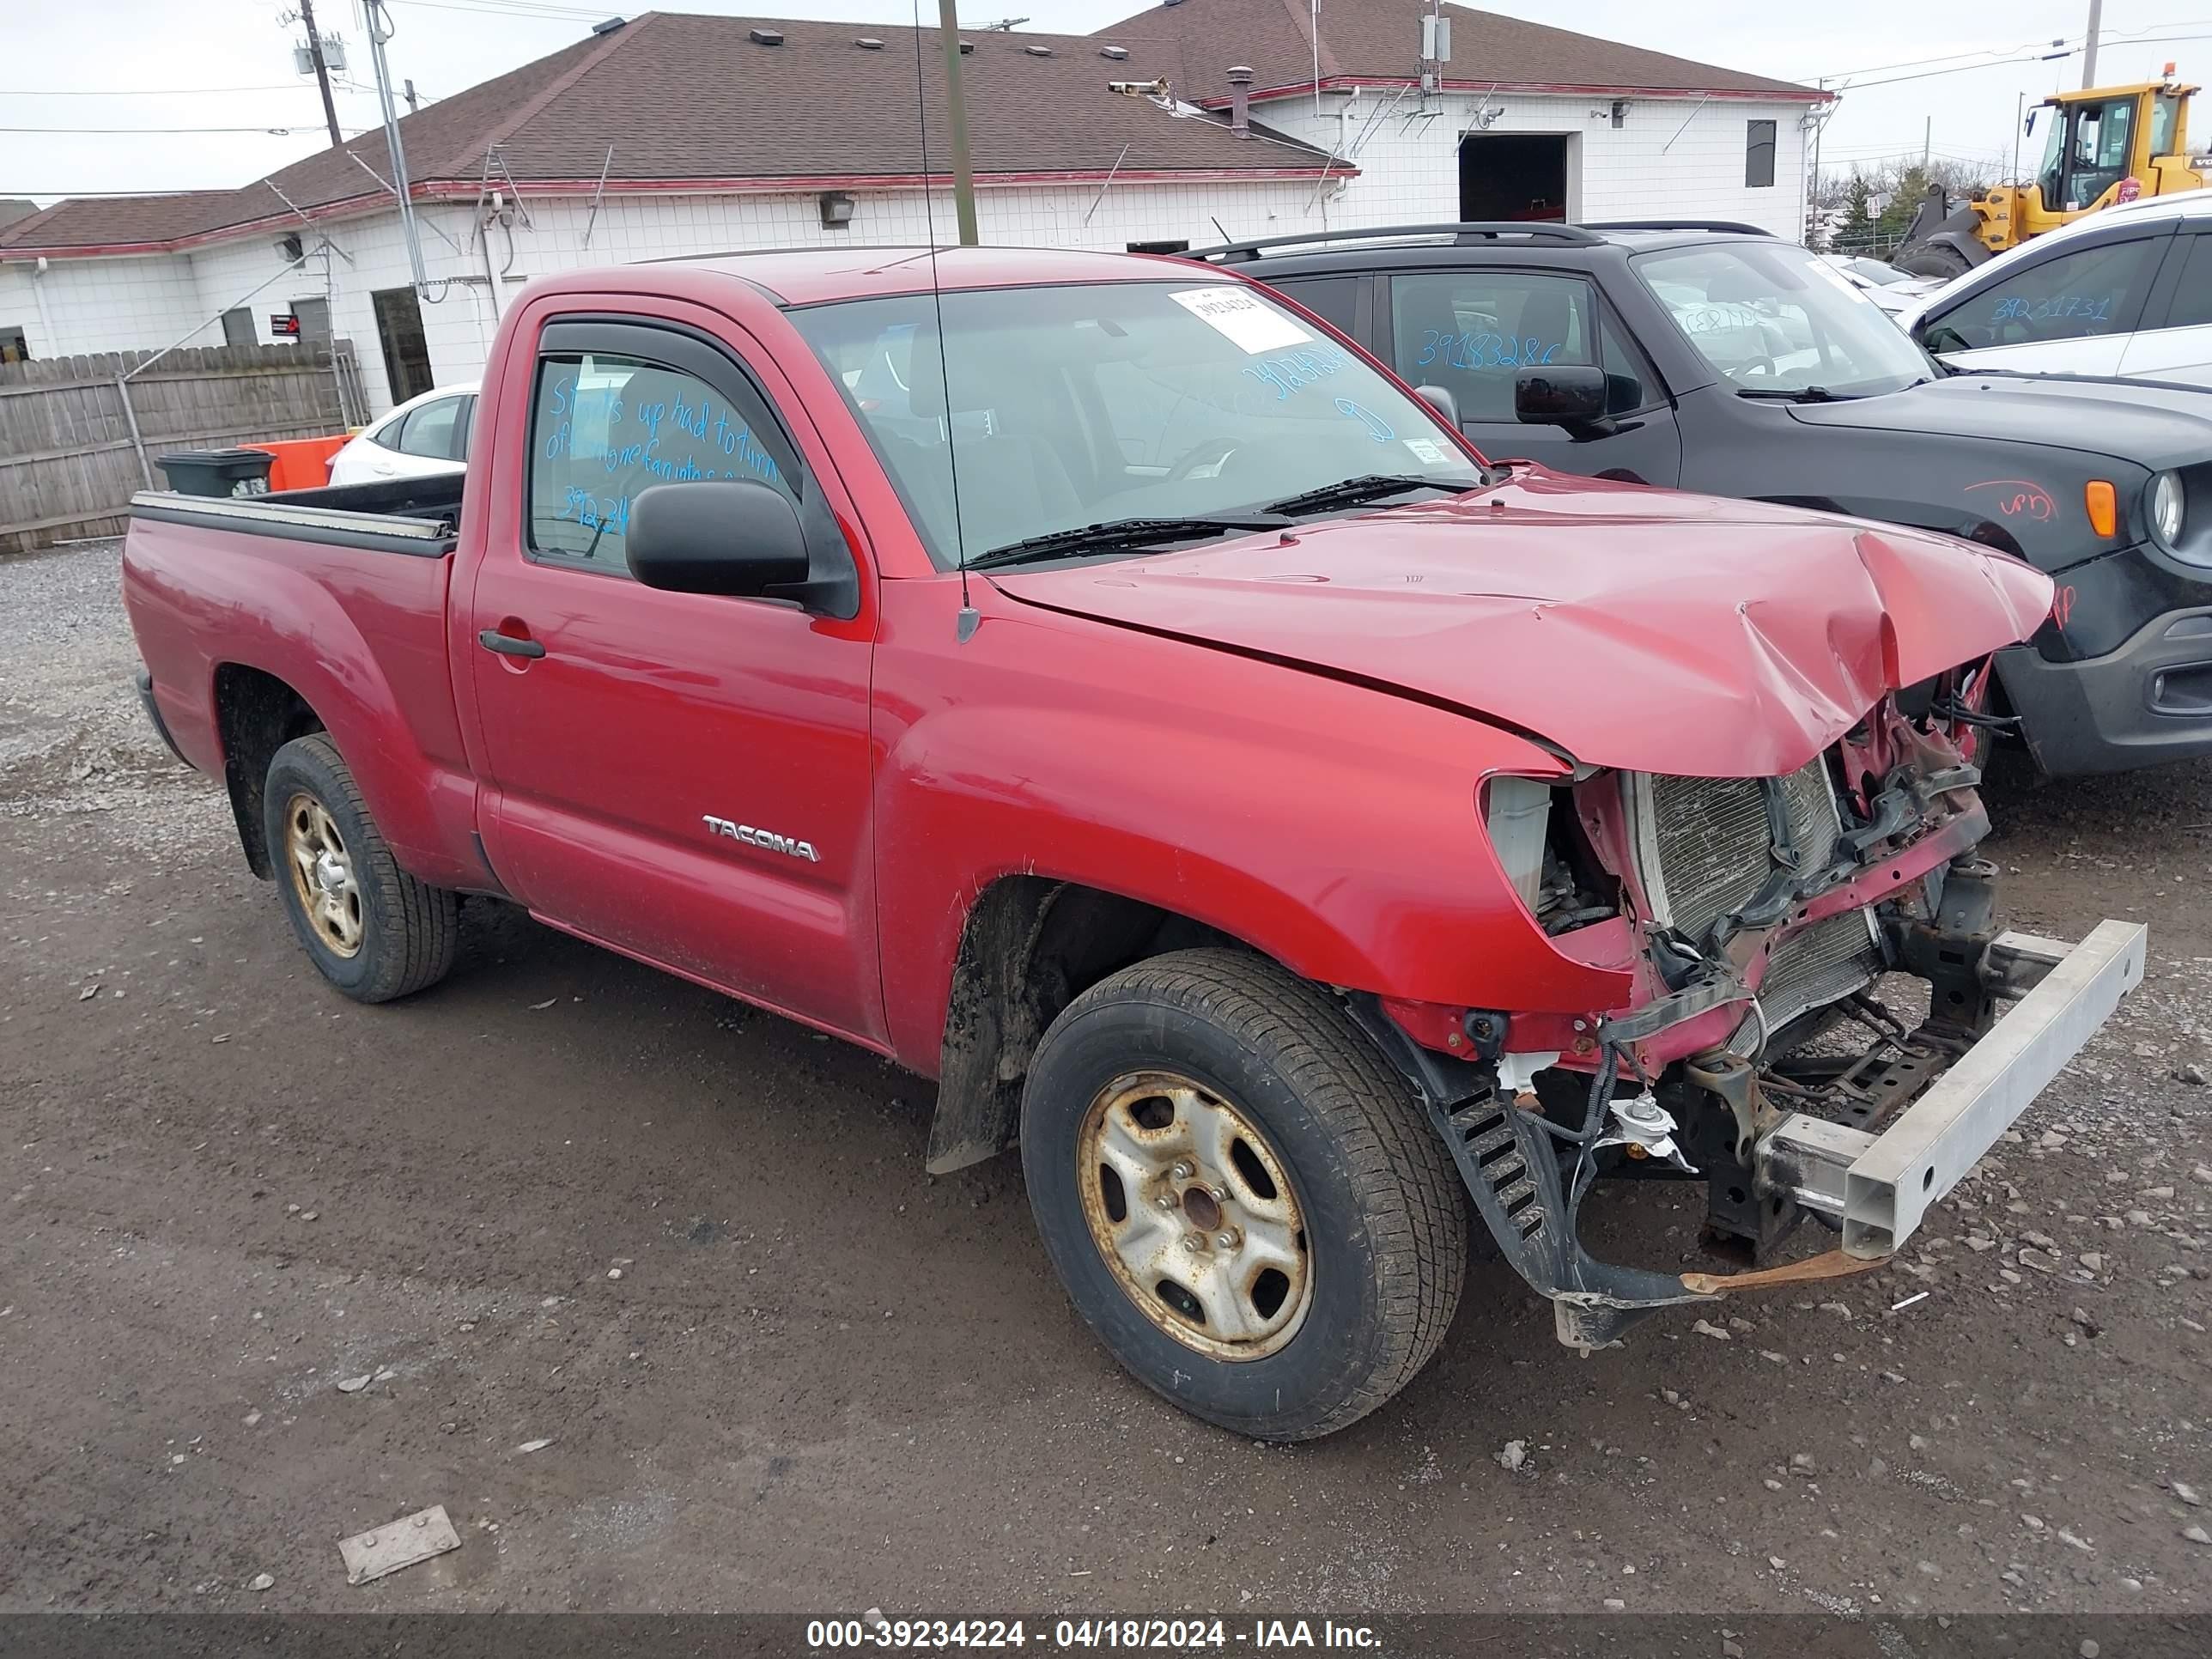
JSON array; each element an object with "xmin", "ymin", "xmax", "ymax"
[
  {"xmin": 2037, "ymin": 93, "xmax": 2140, "ymax": 213},
  {"xmin": 2027, "ymin": 77, "xmax": 2198, "ymax": 229}
]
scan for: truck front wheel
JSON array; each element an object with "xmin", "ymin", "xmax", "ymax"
[
  {"xmin": 262, "ymin": 734, "xmax": 457, "ymax": 1003},
  {"xmin": 1020, "ymin": 949, "xmax": 1467, "ymax": 1440}
]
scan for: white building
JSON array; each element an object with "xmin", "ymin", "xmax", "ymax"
[{"xmin": 0, "ymin": 4, "xmax": 1825, "ymax": 417}]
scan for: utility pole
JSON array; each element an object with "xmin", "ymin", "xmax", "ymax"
[
  {"xmin": 404, "ymin": 78, "xmax": 419, "ymax": 113},
  {"xmin": 1808, "ymin": 79, "xmax": 1827, "ymax": 242},
  {"xmin": 2082, "ymin": 0, "xmax": 2103, "ymax": 88},
  {"xmin": 298, "ymin": 0, "xmax": 343, "ymax": 149},
  {"xmin": 364, "ymin": 0, "xmax": 427, "ymax": 289},
  {"xmin": 937, "ymin": 0, "xmax": 979, "ymax": 245}
]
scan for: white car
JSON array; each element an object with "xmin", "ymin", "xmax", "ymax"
[
  {"xmin": 1899, "ymin": 188, "xmax": 2212, "ymax": 386},
  {"xmin": 1819, "ymin": 254, "xmax": 1943, "ymax": 317},
  {"xmin": 327, "ymin": 382, "xmax": 479, "ymax": 486}
]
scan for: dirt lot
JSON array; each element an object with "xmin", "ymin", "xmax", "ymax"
[{"xmin": 3, "ymin": 540, "xmax": 2209, "ymax": 1618}]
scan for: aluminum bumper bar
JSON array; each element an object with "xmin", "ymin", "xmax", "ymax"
[{"xmin": 1757, "ymin": 920, "xmax": 2147, "ymax": 1259}]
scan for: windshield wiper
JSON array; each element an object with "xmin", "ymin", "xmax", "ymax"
[
  {"xmin": 1263, "ymin": 472, "xmax": 1488, "ymax": 517},
  {"xmin": 1735, "ymin": 385, "xmax": 1850, "ymax": 404},
  {"xmin": 964, "ymin": 514, "xmax": 1291, "ymax": 570}
]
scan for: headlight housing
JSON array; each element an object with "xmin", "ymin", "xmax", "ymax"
[{"xmin": 2151, "ymin": 471, "xmax": 2185, "ymax": 550}]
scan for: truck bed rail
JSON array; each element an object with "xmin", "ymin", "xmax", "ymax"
[{"xmin": 129, "ymin": 489, "xmax": 458, "ymax": 558}]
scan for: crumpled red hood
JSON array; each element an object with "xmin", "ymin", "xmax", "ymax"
[{"xmin": 993, "ymin": 469, "xmax": 2054, "ymax": 777}]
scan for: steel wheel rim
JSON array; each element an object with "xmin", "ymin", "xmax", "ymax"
[
  {"xmin": 1075, "ymin": 1070, "xmax": 1312, "ymax": 1361},
  {"xmin": 283, "ymin": 793, "xmax": 364, "ymax": 959}
]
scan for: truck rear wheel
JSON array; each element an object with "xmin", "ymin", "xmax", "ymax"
[
  {"xmin": 263, "ymin": 734, "xmax": 457, "ymax": 1003},
  {"xmin": 1019, "ymin": 948, "xmax": 1466, "ymax": 1440}
]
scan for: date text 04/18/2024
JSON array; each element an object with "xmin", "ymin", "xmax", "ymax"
[{"xmin": 805, "ymin": 1620, "xmax": 1382, "ymax": 1650}]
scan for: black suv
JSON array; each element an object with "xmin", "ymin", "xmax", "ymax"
[{"xmin": 1194, "ymin": 221, "xmax": 2212, "ymax": 776}]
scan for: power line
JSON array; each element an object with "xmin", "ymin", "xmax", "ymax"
[
  {"xmin": 384, "ymin": 0, "xmax": 613, "ymax": 19},
  {"xmin": 1, "ymin": 186, "xmax": 246, "ymax": 198},
  {"xmin": 0, "ymin": 123, "xmax": 368, "ymax": 135},
  {"xmin": 1815, "ymin": 34, "xmax": 2079, "ymax": 82},
  {"xmin": 1812, "ymin": 17, "xmax": 2212, "ymax": 82},
  {"xmin": 1836, "ymin": 52, "xmax": 2081, "ymax": 93},
  {"xmin": 0, "ymin": 83, "xmax": 322, "ymax": 96}
]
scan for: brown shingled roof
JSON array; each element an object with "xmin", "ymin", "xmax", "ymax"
[
  {"xmin": 1096, "ymin": 0, "xmax": 1824, "ymax": 106},
  {"xmin": 2, "ymin": 11, "xmax": 1340, "ymax": 257}
]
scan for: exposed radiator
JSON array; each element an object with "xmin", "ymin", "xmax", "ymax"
[
  {"xmin": 1747, "ymin": 908, "xmax": 1882, "ymax": 1035},
  {"xmin": 1635, "ymin": 760, "xmax": 1844, "ymax": 941},
  {"xmin": 1629, "ymin": 760, "xmax": 1881, "ymax": 1038}
]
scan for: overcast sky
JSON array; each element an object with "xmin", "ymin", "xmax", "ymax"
[{"xmin": 3, "ymin": 1, "xmax": 2201, "ymax": 205}]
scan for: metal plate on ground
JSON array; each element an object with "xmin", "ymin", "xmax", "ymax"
[{"xmin": 337, "ymin": 1504, "xmax": 461, "ymax": 1584}]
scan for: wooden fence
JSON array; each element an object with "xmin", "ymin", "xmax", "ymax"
[{"xmin": 0, "ymin": 342, "xmax": 366, "ymax": 555}]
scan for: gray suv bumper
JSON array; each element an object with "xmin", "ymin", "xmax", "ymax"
[{"xmin": 1996, "ymin": 606, "xmax": 2212, "ymax": 775}]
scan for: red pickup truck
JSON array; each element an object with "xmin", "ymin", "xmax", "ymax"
[{"xmin": 125, "ymin": 246, "xmax": 2142, "ymax": 1440}]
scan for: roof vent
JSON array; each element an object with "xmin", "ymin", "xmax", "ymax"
[
  {"xmin": 855, "ymin": 35, "xmax": 884, "ymax": 49},
  {"xmin": 958, "ymin": 39, "xmax": 975, "ymax": 53},
  {"xmin": 1100, "ymin": 44, "xmax": 1129, "ymax": 59},
  {"xmin": 749, "ymin": 27, "xmax": 783, "ymax": 46},
  {"xmin": 589, "ymin": 16, "xmax": 625, "ymax": 35},
  {"xmin": 1024, "ymin": 44, "xmax": 1053, "ymax": 58}
]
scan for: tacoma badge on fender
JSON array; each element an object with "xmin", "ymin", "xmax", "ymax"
[{"xmin": 703, "ymin": 815, "xmax": 821, "ymax": 862}]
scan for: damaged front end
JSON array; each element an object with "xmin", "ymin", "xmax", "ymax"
[{"xmin": 1367, "ymin": 665, "xmax": 2145, "ymax": 1351}]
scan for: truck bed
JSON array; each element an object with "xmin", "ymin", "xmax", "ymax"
[{"xmin": 128, "ymin": 473, "xmax": 465, "ymax": 558}]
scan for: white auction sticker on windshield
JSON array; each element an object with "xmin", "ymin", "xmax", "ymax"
[
  {"xmin": 1169, "ymin": 286, "xmax": 1313, "ymax": 354},
  {"xmin": 1403, "ymin": 437, "xmax": 1450, "ymax": 465}
]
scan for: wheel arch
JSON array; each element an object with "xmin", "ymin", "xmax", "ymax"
[
  {"xmin": 926, "ymin": 875, "xmax": 1255, "ymax": 1174},
  {"xmin": 213, "ymin": 663, "xmax": 327, "ymax": 878}
]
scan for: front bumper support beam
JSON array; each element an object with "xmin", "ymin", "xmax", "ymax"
[{"xmin": 1757, "ymin": 921, "xmax": 2145, "ymax": 1256}]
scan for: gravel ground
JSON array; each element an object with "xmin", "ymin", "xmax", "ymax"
[{"xmin": 3, "ymin": 540, "xmax": 2209, "ymax": 1617}]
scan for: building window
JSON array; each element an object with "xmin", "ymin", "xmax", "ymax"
[
  {"xmin": 0, "ymin": 324, "xmax": 29, "ymax": 364},
  {"xmin": 221, "ymin": 308, "xmax": 256, "ymax": 348},
  {"xmin": 1746, "ymin": 120, "xmax": 1778, "ymax": 189},
  {"xmin": 1126, "ymin": 239, "xmax": 1190, "ymax": 255}
]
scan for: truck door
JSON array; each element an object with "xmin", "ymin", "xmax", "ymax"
[
  {"xmin": 1377, "ymin": 268, "xmax": 1683, "ymax": 487},
  {"xmin": 463, "ymin": 303, "xmax": 884, "ymax": 1042}
]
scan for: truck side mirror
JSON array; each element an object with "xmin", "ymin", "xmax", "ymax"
[
  {"xmin": 629, "ymin": 480, "xmax": 811, "ymax": 599},
  {"xmin": 1412, "ymin": 383, "xmax": 1460, "ymax": 428},
  {"xmin": 1514, "ymin": 364, "xmax": 1608, "ymax": 427}
]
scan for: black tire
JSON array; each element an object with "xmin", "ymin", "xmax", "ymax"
[
  {"xmin": 262, "ymin": 733, "xmax": 457, "ymax": 1003},
  {"xmin": 1893, "ymin": 241, "xmax": 1974, "ymax": 281},
  {"xmin": 1019, "ymin": 948, "xmax": 1467, "ymax": 1440}
]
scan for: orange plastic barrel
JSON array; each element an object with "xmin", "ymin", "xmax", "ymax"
[{"xmin": 244, "ymin": 434, "xmax": 351, "ymax": 492}]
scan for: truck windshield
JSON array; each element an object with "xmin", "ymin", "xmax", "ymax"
[
  {"xmin": 1632, "ymin": 242, "xmax": 1937, "ymax": 399},
  {"xmin": 790, "ymin": 281, "xmax": 1480, "ymax": 568}
]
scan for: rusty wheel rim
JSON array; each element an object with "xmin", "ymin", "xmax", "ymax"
[
  {"xmin": 283, "ymin": 793, "xmax": 363, "ymax": 959},
  {"xmin": 1074, "ymin": 1070, "xmax": 1312, "ymax": 1362}
]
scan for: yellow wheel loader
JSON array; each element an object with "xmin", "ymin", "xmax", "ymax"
[{"xmin": 1893, "ymin": 66, "xmax": 2203, "ymax": 280}]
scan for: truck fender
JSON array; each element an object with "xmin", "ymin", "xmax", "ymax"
[
  {"xmin": 126, "ymin": 528, "xmax": 484, "ymax": 892},
  {"xmin": 875, "ymin": 669, "xmax": 1634, "ymax": 1169}
]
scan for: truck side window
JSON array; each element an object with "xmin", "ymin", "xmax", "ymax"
[
  {"xmin": 1387, "ymin": 272, "xmax": 1646, "ymax": 420},
  {"xmin": 526, "ymin": 348, "xmax": 799, "ymax": 575},
  {"xmin": 1924, "ymin": 237, "xmax": 2162, "ymax": 352}
]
